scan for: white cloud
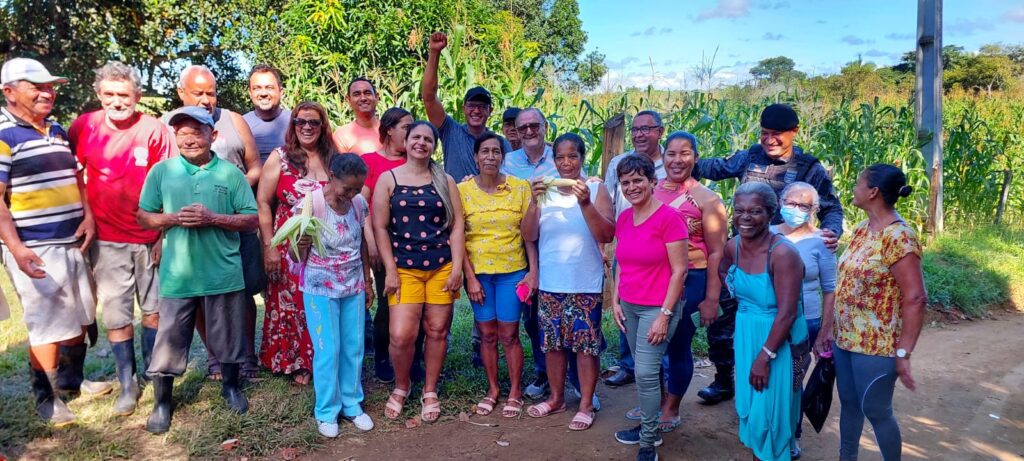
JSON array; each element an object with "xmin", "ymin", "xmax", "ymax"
[
  {"xmin": 763, "ymin": 32, "xmax": 784, "ymax": 41},
  {"xmin": 695, "ymin": 0, "xmax": 752, "ymax": 22},
  {"xmin": 947, "ymin": 18, "xmax": 995, "ymax": 36},
  {"xmin": 1002, "ymin": 7, "xmax": 1024, "ymax": 22},
  {"xmin": 840, "ymin": 35, "xmax": 873, "ymax": 45},
  {"xmin": 885, "ymin": 33, "xmax": 914, "ymax": 41}
]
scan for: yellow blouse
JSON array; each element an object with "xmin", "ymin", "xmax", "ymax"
[{"xmin": 458, "ymin": 176, "xmax": 531, "ymax": 274}]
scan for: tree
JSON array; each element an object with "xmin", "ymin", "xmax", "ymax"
[
  {"xmin": 574, "ymin": 49, "xmax": 607, "ymax": 90},
  {"xmin": 947, "ymin": 54, "xmax": 1016, "ymax": 94},
  {"xmin": 749, "ymin": 56, "xmax": 804, "ymax": 84}
]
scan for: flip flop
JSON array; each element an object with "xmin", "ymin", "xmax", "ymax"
[
  {"xmin": 568, "ymin": 410, "xmax": 595, "ymax": 431},
  {"xmin": 527, "ymin": 401, "xmax": 566, "ymax": 418},
  {"xmin": 625, "ymin": 406, "xmax": 661, "ymax": 421},
  {"xmin": 421, "ymin": 391, "xmax": 441, "ymax": 423},
  {"xmin": 502, "ymin": 398, "xmax": 524, "ymax": 418},
  {"xmin": 476, "ymin": 396, "xmax": 497, "ymax": 416},
  {"xmin": 384, "ymin": 388, "xmax": 409, "ymax": 420},
  {"xmin": 659, "ymin": 415, "xmax": 682, "ymax": 433}
]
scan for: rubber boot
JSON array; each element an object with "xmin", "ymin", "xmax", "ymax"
[
  {"xmin": 696, "ymin": 363, "xmax": 735, "ymax": 405},
  {"xmin": 111, "ymin": 339, "xmax": 140, "ymax": 416},
  {"xmin": 57, "ymin": 343, "xmax": 114, "ymax": 396},
  {"xmin": 145, "ymin": 375, "xmax": 174, "ymax": 434},
  {"xmin": 30, "ymin": 368, "xmax": 76, "ymax": 427},
  {"xmin": 220, "ymin": 363, "xmax": 249, "ymax": 414},
  {"xmin": 139, "ymin": 327, "xmax": 157, "ymax": 386}
]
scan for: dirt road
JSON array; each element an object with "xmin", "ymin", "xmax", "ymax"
[{"xmin": 306, "ymin": 312, "xmax": 1024, "ymax": 461}]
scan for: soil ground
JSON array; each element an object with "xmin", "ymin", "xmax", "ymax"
[{"xmin": 305, "ymin": 312, "xmax": 1024, "ymax": 461}]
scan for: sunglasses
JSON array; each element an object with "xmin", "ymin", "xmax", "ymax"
[{"xmin": 293, "ymin": 118, "xmax": 323, "ymax": 128}]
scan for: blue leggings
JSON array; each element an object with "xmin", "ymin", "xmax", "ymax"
[
  {"xmin": 833, "ymin": 345, "xmax": 901, "ymax": 461},
  {"xmin": 663, "ymin": 269, "xmax": 706, "ymax": 396}
]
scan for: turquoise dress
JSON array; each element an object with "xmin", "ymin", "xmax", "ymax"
[{"xmin": 727, "ymin": 237, "xmax": 806, "ymax": 461}]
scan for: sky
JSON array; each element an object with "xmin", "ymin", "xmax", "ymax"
[{"xmin": 578, "ymin": 0, "xmax": 1024, "ymax": 90}]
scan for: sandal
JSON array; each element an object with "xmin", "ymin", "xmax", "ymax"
[
  {"xmin": 526, "ymin": 401, "xmax": 566, "ymax": 418},
  {"xmin": 476, "ymin": 396, "xmax": 497, "ymax": 416},
  {"xmin": 207, "ymin": 363, "xmax": 222, "ymax": 382},
  {"xmin": 659, "ymin": 415, "xmax": 682, "ymax": 433},
  {"xmin": 421, "ymin": 391, "xmax": 441, "ymax": 423},
  {"xmin": 292, "ymin": 369, "xmax": 311, "ymax": 386},
  {"xmin": 568, "ymin": 410, "xmax": 595, "ymax": 431},
  {"xmin": 502, "ymin": 398, "xmax": 523, "ymax": 418},
  {"xmin": 626, "ymin": 406, "xmax": 661, "ymax": 421},
  {"xmin": 384, "ymin": 388, "xmax": 409, "ymax": 420}
]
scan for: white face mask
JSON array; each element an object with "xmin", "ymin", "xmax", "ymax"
[{"xmin": 781, "ymin": 205, "xmax": 810, "ymax": 228}]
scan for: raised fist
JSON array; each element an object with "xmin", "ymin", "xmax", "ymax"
[{"xmin": 429, "ymin": 32, "xmax": 448, "ymax": 53}]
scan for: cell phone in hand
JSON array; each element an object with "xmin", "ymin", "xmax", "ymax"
[{"xmin": 691, "ymin": 306, "xmax": 725, "ymax": 328}]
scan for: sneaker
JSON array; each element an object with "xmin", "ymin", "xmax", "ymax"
[
  {"xmin": 524, "ymin": 375, "xmax": 549, "ymax": 400},
  {"xmin": 615, "ymin": 425, "xmax": 663, "ymax": 447},
  {"xmin": 317, "ymin": 420, "xmax": 339, "ymax": 438},
  {"xmin": 345, "ymin": 413, "xmax": 374, "ymax": 432},
  {"xmin": 375, "ymin": 360, "xmax": 395, "ymax": 384},
  {"xmin": 637, "ymin": 446, "xmax": 659, "ymax": 461}
]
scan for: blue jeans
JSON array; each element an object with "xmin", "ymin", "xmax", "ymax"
[
  {"xmin": 664, "ymin": 269, "xmax": 706, "ymax": 396},
  {"xmin": 304, "ymin": 292, "xmax": 366, "ymax": 422}
]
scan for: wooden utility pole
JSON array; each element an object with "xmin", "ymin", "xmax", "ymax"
[
  {"xmin": 916, "ymin": 0, "xmax": 944, "ymax": 233},
  {"xmin": 601, "ymin": 114, "xmax": 625, "ymax": 178}
]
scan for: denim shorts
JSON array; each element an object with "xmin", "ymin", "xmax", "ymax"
[{"xmin": 468, "ymin": 269, "xmax": 527, "ymax": 323}]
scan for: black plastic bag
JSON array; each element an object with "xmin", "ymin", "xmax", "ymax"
[{"xmin": 801, "ymin": 356, "xmax": 836, "ymax": 433}]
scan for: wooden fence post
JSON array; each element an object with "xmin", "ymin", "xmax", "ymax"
[{"xmin": 601, "ymin": 113, "xmax": 625, "ymax": 178}]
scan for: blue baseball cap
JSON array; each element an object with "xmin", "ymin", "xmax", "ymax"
[{"xmin": 167, "ymin": 106, "xmax": 215, "ymax": 128}]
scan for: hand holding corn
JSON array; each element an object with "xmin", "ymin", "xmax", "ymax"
[
  {"xmin": 270, "ymin": 193, "xmax": 338, "ymax": 260},
  {"xmin": 532, "ymin": 176, "xmax": 578, "ymax": 206}
]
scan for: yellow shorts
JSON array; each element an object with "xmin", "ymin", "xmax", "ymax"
[{"xmin": 389, "ymin": 262, "xmax": 460, "ymax": 306}]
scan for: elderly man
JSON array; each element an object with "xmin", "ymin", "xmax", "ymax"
[
  {"xmin": 0, "ymin": 58, "xmax": 105, "ymax": 426},
  {"xmin": 243, "ymin": 64, "xmax": 290, "ymax": 164},
  {"xmin": 68, "ymin": 61, "xmax": 174, "ymax": 416},
  {"xmin": 501, "ymin": 107, "xmax": 522, "ymax": 151},
  {"xmin": 138, "ymin": 106, "xmax": 259, "ymax": 434},
  {"xmin": 602, "ymin": 110, "xmax": 668, "ymax": 388},
  {"xmin": 691, "ymin": 103, "xmax": 844, "ymax": 407},
  {"xmin": 333, "ymin": 77, "xmax": 382, "ymax": 154},
  {"xmin": 422, "ymin": 32, "xmax": 511, "ymax": 181},
  {"xmin": 501, "ymin": 108, "xmax": 557, "ymax": 180},
  {"xmin": 172, "ymin": 65, "xmax": 263, "ymax": 380}
]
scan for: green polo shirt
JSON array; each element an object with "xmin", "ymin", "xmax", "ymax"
[{"xmin": 139, "ymin": 154, "xmax": 257, "ymax": 298}]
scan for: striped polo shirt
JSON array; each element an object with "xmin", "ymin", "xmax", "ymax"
[{"xmin": 0, "ymin": 107, "xmax": 84, "ymax": 246}]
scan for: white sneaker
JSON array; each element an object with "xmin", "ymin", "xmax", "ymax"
[
  {"xmin": 346, "ymin": 412, "xmax": 374, "ymax": 432},
  {"xmin": 317, "ymin": 420, "xmax": 339, "ymax": 438}
]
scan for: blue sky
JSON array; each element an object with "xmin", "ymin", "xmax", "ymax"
[{"xmin": 578, "ymin": 0, "xmax": 1024, "ymax": 89}]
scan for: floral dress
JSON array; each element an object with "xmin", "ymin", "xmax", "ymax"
[{"xmin": 258, "ymin": 149, "xmax": 326, "ymax": 374}]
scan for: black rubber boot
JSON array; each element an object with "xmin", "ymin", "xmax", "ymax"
[
  {"xmin": 57, "ymin": 343, "xmax": 113, "ymax": 396},
  {"xmin": 145, "ymin": 375, "xmax": 174, "ymax": 434},
  {"xmin": 30, "ymin": 368, "xmax": 76, "ymax": 427},
  {"xmin": 111, "ymin": 339, "xmax": 140, "ymax": 416},
  {"xmin": 697, "ymin": 364, "xmax": 735, "ymax": 405},
  {"xmin": 139, "ymin": 327, "xmax": 157, "ymax": 386},
  {"xmin": 220, "ymin": 363, "xmax": 249, "ymax": 414}
]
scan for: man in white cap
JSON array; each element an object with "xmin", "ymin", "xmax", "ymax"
[{"xmin": 0, "ymin": 57, "xmax": 107, "ymax": 426}]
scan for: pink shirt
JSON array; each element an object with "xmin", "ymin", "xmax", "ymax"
[
  {"xmin": 334, "ymin": 119, "xmax": 382, "ymax": 155},
  {"xmin": 615, "ymin": 203, "xmax": 689, "ymax": 306},
  {"xmin": 69, "ymin": 111, "xmax": 173, "ymax": 244},
  {"xmin": 654, "ymin": 179, "xmax": 709, "ymax": 269},
  {"xmin": 362, "ymin": 152, "xmax": 406, "ymax": 219}
]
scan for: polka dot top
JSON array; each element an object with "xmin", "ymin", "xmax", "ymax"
[{"xmin": 387, "ymin": 170, "xmax": 452, "ymax": 270}]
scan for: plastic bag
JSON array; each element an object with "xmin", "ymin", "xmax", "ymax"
[{"xmin": 801, "ymin": 355, "xmax": 836, "ymax": 433}]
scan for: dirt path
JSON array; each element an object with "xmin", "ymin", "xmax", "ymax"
[{"xmin": 305, "ymin": 312, "xmax": 1024, "ymax": 461}]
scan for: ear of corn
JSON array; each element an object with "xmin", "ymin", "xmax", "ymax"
[
  {"xmin": 269, "ymin": 193, "xmax": 339, "ymax": 259},
  {"xmin": 537, "ymin": 177, "xmax": 578, "ymax": 206}
]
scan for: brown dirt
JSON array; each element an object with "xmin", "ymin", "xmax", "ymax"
[{"xmin": 304, "ymin": 312, "xmax": 1024, "ymax": 461}]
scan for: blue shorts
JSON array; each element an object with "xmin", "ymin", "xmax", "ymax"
[{"xmin": 468, "ymin": 269, "xmax": 527, "ymax": 323}]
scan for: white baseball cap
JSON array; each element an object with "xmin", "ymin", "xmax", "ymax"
[{"xmin": 1, "ymin": 58, "xmax": 68, "ymax": 85}]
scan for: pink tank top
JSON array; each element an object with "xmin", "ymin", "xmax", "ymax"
[{"xmin": 654, "ymin": 178, "xmax": 708, "ymax": 269}]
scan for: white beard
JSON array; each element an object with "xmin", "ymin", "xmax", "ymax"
[{"xmin": 106, "ymin": 108, "xmax": 135, "ymax": 122}]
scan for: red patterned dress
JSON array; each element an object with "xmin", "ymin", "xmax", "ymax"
[{"xmin": 259, "ymin": 149, "xmax": 326, "ymax": 375}]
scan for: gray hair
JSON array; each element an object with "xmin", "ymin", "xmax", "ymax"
[
  {"xmin": 780, "ymin": 181, "xmax": 820, "ymax": 209},
  {"xmin": 177, "ymin": 64, "xmax": 215, "ymax": 89},
  {"xmin": 734, "ymin": 181, "xmax": 779, "ymax": 216},
  {"xmin": 635, "ymin": 110, "xmax": 663, "ymax": 127},
  {"xmin": 93, "ymin": 61, "xmax": 142, "ymax": 94},
  {"xmin": 515, "ymin": 107, "xmax": 547, "ymax": 127}
]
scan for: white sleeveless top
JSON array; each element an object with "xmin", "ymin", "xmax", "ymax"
[{"xmin": 538, "ymin": 182, "xmax": 604, "ymax": 294}]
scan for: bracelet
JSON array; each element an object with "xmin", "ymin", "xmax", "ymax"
[{"xmin": 761, "ymin": 346, "xmax": 777, "ymax": 360}]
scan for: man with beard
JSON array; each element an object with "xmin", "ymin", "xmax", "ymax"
[
  {"xmin": 243, "ymin": 65, "xmax": 290, "ymax": 164},
  {"xmin": 138, "ymin": 106, "xmax": 258, "ymax": 434},
  {"xmin": 0, "ymin": 58, "xmax": 105, "ymax": 426},
  {"xmin": 170, "ymin": 65, "xmax": 263, "ymax": 380},
  {"xmin": 68, "ymin": 61, "xmax": 174, "ymax": 416},
  {"xmin": 422, "ymin": 32, "xmax": 511, "ymax": 181},
  {"xmin": 333, "ymin": 77, "xmax": 382, "ymax": 155}
]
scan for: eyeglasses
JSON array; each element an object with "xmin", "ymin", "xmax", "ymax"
[
  {"xmin": 783, "ymin": 200, "xmax": 814, "ymax": 212},
  {"xmin": 464, "ymin": 102, "xmax": 490, "ymax": 112},
  {"xmin": 630, "ymin": 125, "xmax": 661, "ymax": 136},
  {"xmin": 516, "ymin": 123, "xmax": 542, "ymax": 133},
  {"xmin": 293, "ymin": 118, "xmax": 323, "ymax": 128}
]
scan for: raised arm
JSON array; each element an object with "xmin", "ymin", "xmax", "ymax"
[
  {"xmin": 421, "ymin": 32, "xmax": 449, "ymax": 128},
  {"xmin": 576, "ymin": 181, "xmax": 615, "ymax": 243},
  {"xmin": 520, "ymin": 178, "xmax": 546, "ymax": 243}
]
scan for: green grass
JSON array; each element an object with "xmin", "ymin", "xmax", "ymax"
[{"xmin": 3, "ymin": 225, "xmax": 1020, "ymax": 459}]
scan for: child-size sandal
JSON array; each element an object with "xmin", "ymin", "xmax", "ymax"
[{"xmin": 384, "ymin": 388, "xmax": 409, "ymax": 420}]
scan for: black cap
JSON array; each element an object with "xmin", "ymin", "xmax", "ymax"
[
  {"xmin": 464, "ymin": 86, "xmax": 492, "ymax": 105},
  {"xmin": 760, "ymin": 103, "xmax": 799, "ymax": 131},
  {"xmin": 502, "ymin": 107, "xmax": 521, "ymax": 124}
]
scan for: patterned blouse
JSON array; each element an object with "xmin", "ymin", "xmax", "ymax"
[
  {"xmin": 297, "ymin": 194, "xmax": 369, "ymax": 298},
  {"xmin": 457, "ymin": 176, "xmax": 531, "ymax": 275},
  {"xmin": 834, "ymin": 219, "xmax": 922, "ymax": 356}
]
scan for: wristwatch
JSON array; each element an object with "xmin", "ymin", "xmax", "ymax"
[
  {"xmin": 761, "ymin": 346, "xmax": 777, "ymax": 360},
  {"xmin": 896, "ymin": 348, "xmax": 911, "ymax": 359},
  {"xmin": 660, "ymin": 307, "xmax": 674, "ymax": 317}
]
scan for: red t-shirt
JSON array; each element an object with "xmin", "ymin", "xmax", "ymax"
[
  {"xmin": 362, "ymin": 152, "xmax": 406, "ymax": 216},
  {"xmin": 69, "ymin": 111, "xmax": 173, "ymax": 244},
  {"xmin": 615, "ymin": 203, "xmax": 689, "ymax": 306}
]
